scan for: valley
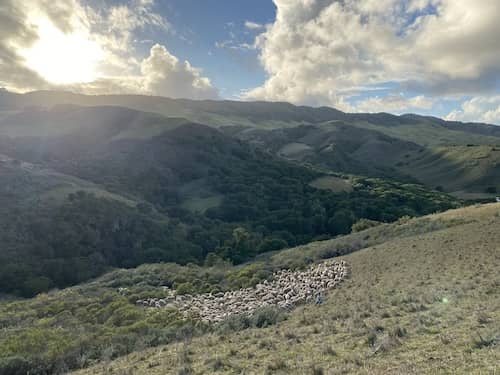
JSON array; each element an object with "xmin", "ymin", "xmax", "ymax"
[
  {"xmin": 2, "ymin": 2, "xmax": 500, "ymax": 373},
  {"xmin": 0, "ymin": 90, "xmax": 498, "ymax": 374}
]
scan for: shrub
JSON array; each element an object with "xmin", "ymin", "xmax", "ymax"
[
  {"xmin": 485, "ymin": 186, "xmax": 497, "ymax": 194},
  {"xmin": 477, "ymin": 312, "xmax": 492, "ymax": 325},
  {"xmin": 216, "ymin": 307, "xmax": 287, "ymax": 334},
  {"xmin": 216, "ymin": 314, "xmax": 252, "ymax": 333},
  {"xmin": 175, "ymin": 282, "xmax": 195, "ymax": 295},
  {"xmin": 323, "ymin": 345, "xmax": 337, "ymax": 356},
  {"xmin": 473, "ymin": 332, "xmax": 498, "ymax": 349},
  {"xmin": 267, "ymin": 359, "xmax": 287, "ymax": 371},
  {"xmin": 391, "ymin": 326, "xmax": 407, "ymax": 338},
  {"xmin": 351, "ymin": 218, "xmax": 381, "ymax": 233},
  {"xmin": 0, "ymin": 357, "xmax": 36, "ymax": 375},
  {"xmin": 258, "ymin": 238, "xmax": 288, "ymax": 253},
  {"xmin": 252, "ymin": 307, "xmax": 287, "ymax": 328},
  {"xmin": 178, "ymin": 366, "xmax": 193, "ymax": 375},
  {"xmin": 210, "ymin": 358, "xmax": 225, "ymax": 371},
  {"xmin": 367, "ymin": 333, "xmax": 377, "ymax": 347},
  {"xmin": 396, "ymin": 215, "xmax": 413, "ymax": 225},
  {"xmin": 311, "ymin": 366, "xmax": 325, "ymax": 375}
]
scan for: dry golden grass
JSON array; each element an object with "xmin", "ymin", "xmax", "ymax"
[{"xmin": 73, "ymin": 204, "xmax": 500, "ymax": 375}]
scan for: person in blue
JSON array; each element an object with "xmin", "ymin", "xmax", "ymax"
[{"xmin": 315, "ymin": 293, "xmax": 324, "ymax": 305}]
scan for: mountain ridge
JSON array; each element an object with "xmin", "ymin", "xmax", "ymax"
[
  {"xmin": 1, "ymin": 89, "xmax": 499, "ymax": 132},
  {"xmin": 1, "ymin": 93, "xmax": 499, "ymax": 197}
]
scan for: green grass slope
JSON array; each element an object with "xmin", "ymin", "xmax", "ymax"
[
  {"xmin": 0, "ymin": 112, "xmax": 461, "ymax": 299},
  {"xmin": 232, "ymin": 123, "xmax": 500, "ymax": 198},
  {"xmin": 345, "ymin": 119, "xmax": 500, "ymax": 147},
  {"xmin": 393, "ymin": 145, "xmax": 500, "ymax": 198},
  {"xmin": 71, "ymin": 203, "xmax": 500, "ymax": 375},
  {"xmin": 0, "ymin": 153, "xmax": 137, "ymax": 208},
  {"xmin": 3, "ymin": 90, "xmax": 500, "ymax": 138},
  {"xmin": 0, "ymin": 105, "xmax": 186, "ymax": 140},
  {"xmin": 2, "ymin": 90, "xmax": 499, "ymax": 198},
  {"xmin": 234, "ymin": 123, "xmax": 423, "ymax": 180}
]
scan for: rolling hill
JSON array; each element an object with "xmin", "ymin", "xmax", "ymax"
[
  {"xmin": 1, "ymin": 203, "xmax": 497, "ymax": 374},
  {"xmin": 0, "ymin": 91, "xmax": 498, "ymax": 374},
  {"xmin": 228, "ymin": 122, "xmax": 500, "ymax": 198},
  {"xmin": 70, "ymin": 203, "xmax": 500, "ymax": 375},
  {"xmin": 2, "ymin": 90, "xmax": 499, "ymax": 197},
  {"xmin": 230, "ymin": 122, "xmax": 423, "ymax": 180},
  {"xmin": 2, "ymin": 89, "xmax": 500, "ymax": 140},
  {"xmin": 0, "ymin": 104, "xmax": 459, "ymax": 300}
]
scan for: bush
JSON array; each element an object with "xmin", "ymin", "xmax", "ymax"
[
  {"xmin": 473, "ymin": 332, "xmax": 498, "ymax": 349},
  {"xmin": 175, "ymin": 282, "xmax": 195, "ymax": 295},
  {"xmin": 252, "ymin": 307, "xmax": 287, "ymax": 328},
  {"xmin": 351, "ymin": 218, "xmax": 382, "ymax": 232},
  {"xmin": 216, "ymin": 307, "xmax": 287, "ymax": 333},
  {"xmin": 396, "ymin": 215, "xmax": 413, "ymax": 225},
  {"xmin": 485, "ymin": 186, "xmax": 497, "ymax": 194},
  {"xmin": 367, "ymin": 333, "xmax": 377, "ymax": 347},
  {"xmin": 258, "ymin": 238, "xmax": 288, "ymax": 253},
  {"xmin": 391, "ymin": 326, "xmax": 407, "ymax": 338},
  {"xmin": 0, "ymin": 357, "xmax": 36, "ymax": 375},
  {"xmin": 21, "ymin": 276, "xmax": 53, "ymax": 297},
  {"xmin": 216, "ymin": 314, "xmax": 252, "ymax": 333},
  {"xmin": 267, "ymin": 359, "xmax": 287, "ymax": 371}
]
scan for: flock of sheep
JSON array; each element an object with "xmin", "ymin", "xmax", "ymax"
[{"xmin": 136, "ymin": 259, "xmax": 350, "ymax": 323}]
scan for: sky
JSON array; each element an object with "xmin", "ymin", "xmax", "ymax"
[{"xmin": 1, "ymin": 0, "xmax": 500, "ymax": 124}]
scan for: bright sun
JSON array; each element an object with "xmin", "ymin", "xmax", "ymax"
[{"xmin": 21, "ymin": 18, "xmax": 103, "ymax": 85}]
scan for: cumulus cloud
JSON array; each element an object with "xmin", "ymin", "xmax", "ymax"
[
  {"xmin": 446, "ymin": 96, "xmax": 500, "ymax": 125},
  {"xmin": 69, "ymin": 42, "xmax": 218, "ymax": 99},
  {"xmin": 140, "ymin": 44, "xmax": 218, "ymax": 99},
  {"xmin": 245, "ymin": 0, "xmax": 500, "ymax": 113},
  {"xmin": 0, "ymin": 0, "xmax": 218, "ymax": 99}
]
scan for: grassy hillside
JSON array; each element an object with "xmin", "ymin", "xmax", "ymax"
[
  {"xmin": 2, "ymin": 90, "xmax": 499, "ymax": 198},
  {"xmin": 0, "ymin": 89, "xmax": 498, "ymax": 375},
  {"xmin": 242, "ymin": 122, "xmax": 422, "ymax": 177},
  {"xmin": 345, "ymin": 118, "xmax": 500, "ymax": 147},
  {"xmin": 70, "ymin": 203, "xmax": 500, "ymax": 375},
  {"xmin": 229, "ymin": 123, "xmax": 500, "ymax": 198},
  {"xmin": 0, "ymin": 105, "xmax": 186, "ymax": 140},
  {"xmin": 0, "ymin": 107, "xmax": 460, "ymax": 299},
  {"xmin": 0, "ymin": 204, "xmax": 487, "ymax": 374},
  {"xmin": 0, "ymin": 153, "xmax": 137, "ymax": 207},
  {"xmin": 0, "ymin": 90, "xmax": 343, "ymax": 129},
  {"xmin": 394, "ymin": 145, "xmax": 500, "ymax": 198},
  {"xmin": 2, "ymin": 90, "xmax": 500, "ymax": 138}
]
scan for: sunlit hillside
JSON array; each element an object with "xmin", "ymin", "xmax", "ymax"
[
  {"xmin": 2, "ymin": 1, "xmax": 500, "ymax": 374},
  {"xmin": 72, "ymin": 203, "xmax": 500, "ymax": 374}
]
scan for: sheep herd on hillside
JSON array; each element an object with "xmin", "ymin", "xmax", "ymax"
[{"xmin": 135, "ymin": 259, "xmax": 350, "ymax": 323}]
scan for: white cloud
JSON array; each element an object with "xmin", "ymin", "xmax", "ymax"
[
  {"xmin": 140, "ymin": 44, "xmax": 218, "ymax": 99},
  {"xmin": 246, "ymin": 0, "xmax": 500, "ymax": 112},
  {"xmin": 0, "ymin": 0, "xmax": 50, "ymax": 91},
  {"xmin": 446, "ymin": 96, "xmax": 500, "ymax": 125},
  {"xmin": 0, "ymin": 0, "xmax": 218, "ymax": 100},
  {"xmin": 245, "ymin": 21, "xmax": 265, "ymax": 30}
]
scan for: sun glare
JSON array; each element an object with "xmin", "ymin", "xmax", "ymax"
[{"xmin": 21, "ymin": 18, "xmax": 103, "ymax": 85}]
